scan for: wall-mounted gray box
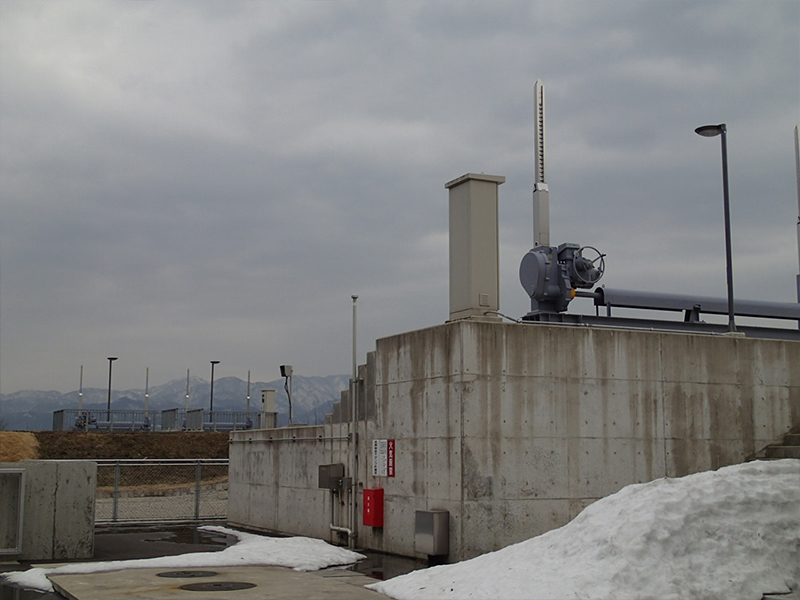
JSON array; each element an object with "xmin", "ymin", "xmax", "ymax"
[
  {"xmin": 415, "ymin": 509, "xmax": 449, "ymax": 556},
  {"xmin": 318, "ymin": 463, "xmax": 345, "ymax": 490}
]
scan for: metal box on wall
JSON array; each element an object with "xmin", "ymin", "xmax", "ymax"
[
  {"xmin": 363, "ymin": 488, "xmax": 384, "ymax": 527},
  {"xmin": 318, "ymin": 464, "xmax": 345, "ymax": 490},
  {"xmin": 415, "ymin": 509, "xmax": 449, "ymax": 556}
]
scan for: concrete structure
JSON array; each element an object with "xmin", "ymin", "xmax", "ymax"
[
  {"xmin": 0, "ymin": 460, "xmax": 96, "ymax": 560},
  {"xmin": 229, "ymin": 320, "xmax": 799, "ymax": 561}
]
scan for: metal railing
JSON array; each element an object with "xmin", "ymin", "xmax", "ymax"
[
  {"xmin": 53, "ymin": 408, "xmax": 275, "ymax": 432},
  {"xmin": 95, "ymin": 459, "xmax": 228, "ymax": 525},
  {"xmin": 53, "ymin": 409, "xmax": 160, "ymax": 432}
]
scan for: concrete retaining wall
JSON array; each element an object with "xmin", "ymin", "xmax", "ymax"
[
  {"xmin": 0, "ymin": 460, "xmax": 96, "ymax": 560},
  {"xmin": 228, "ymin": 321, "xmax": 799, "ymax": 561}
]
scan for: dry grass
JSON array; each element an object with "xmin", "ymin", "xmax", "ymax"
[{"xmin": 0, "ymin": 431, "xmax": 39, "ymax": 462}]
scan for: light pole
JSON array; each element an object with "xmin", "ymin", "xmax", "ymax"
[
  {"xmin": 106, "ymin": 357, "xmax": 118, "ymax": 412},
  {"xmin": 209, "ymin": 361, "xmax": 220, "ymax": 416},
  {"xmin": 695, "ymin": 123, "xmax": 736, "ymax": 332}
]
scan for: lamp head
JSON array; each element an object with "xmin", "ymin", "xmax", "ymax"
[{"xmin": 695, "ymin": 124, "xmax": 726, "ymax": 137}]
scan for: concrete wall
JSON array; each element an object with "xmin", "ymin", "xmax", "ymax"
[
  {"xmin": 0, "ymin": 460, "xmax": 96, "ymax": 560},
  {"xmin": 229, "ymin": 320, "xmax": 799, "ymax": 561}
]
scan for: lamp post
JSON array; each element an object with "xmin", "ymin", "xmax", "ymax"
[
  {"xmin": 209, "ymin": 361, "xmax": 220, "ymax": 416},
  {"xmin": 106, "ymin": 357, "xmax": 118, "ymax": 412},
  {"xmin": 695, "ymin": 123, "xmax": 736, "ymax": 332}
]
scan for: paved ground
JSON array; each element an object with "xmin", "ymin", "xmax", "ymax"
[
  {"xmin": 49, "ymin": 565, "xmax": 390, "ymax": 600},
  {"xmin": 1, "ymin": 526, "xmax": 415, "ymax": 600}
]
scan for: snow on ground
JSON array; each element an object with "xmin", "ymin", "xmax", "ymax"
[
  {"xmin": 2, "ymin": 526, "xmax": 364, "ymax": 593},
  {"xmin": 370, "ymin": 459, "xmax": 800, "ymax": 600}
]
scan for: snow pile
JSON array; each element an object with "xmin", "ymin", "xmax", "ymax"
[
  {"xmin": 370, "ymin": 459, "xmax": 800, "ymax": 600},
  {"xmin": 2, "ymin": 526, "xmax": 364, "ymax": 593}
]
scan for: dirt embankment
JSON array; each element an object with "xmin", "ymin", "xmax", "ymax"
[
  {"xmin": 1, "ymin": 431, "xmax": 229, "ymax": 461},
  {"xmin": 0, "ymin": 431, "xmax": 39, "ymax": 461}
]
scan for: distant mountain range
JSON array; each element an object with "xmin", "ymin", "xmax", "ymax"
[{"xmin": 0, "ymin": 374, "xmax": 350, "ymax": 431}]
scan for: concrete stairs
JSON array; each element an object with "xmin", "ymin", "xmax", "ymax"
[{"xmin": 760, "ymin": 432, "xmax": 800, "ymax": 460}]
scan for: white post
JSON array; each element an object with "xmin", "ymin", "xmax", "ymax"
[
  {"xmin": 185, "ymin": 369, "xmax": 190, "ymax": 412},
  {"xmin": 144, "ymin": 367, "xmax": 150, "ymax": 412},
  {"xmin": 77, "ymin": 365, "xmax": 84, "ymax": 412},
  {"xmin": 246, "ymin": 370, "xmax": 251, "ymax": 414}
]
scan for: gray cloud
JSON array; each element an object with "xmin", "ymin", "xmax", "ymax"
[{"xmin": 1, "ymin": 1, "xmax": 797, "ymax": 394}]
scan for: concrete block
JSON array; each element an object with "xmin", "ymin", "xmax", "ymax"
[
  {"xmin": 16, "ymin": 461, "xmax": 56, "ymax": 559},
  {"xmin": 384, "ymin": 437, "xmax": 425, "ymax": 498},
  {"xmin": 278, "ymin": 485, "xmax": 329, "ymax": 539},
  {"xmin": 569, "ymin": 438, "xmax": 661, "ymax": 499},
  {"xmin": 503, "ymin": 323, "xmax": 551, "ymax": 378},
  {"xmin": 526, "ymin": 376, "xmax": 569, "ymax": 439},
  {"xmin": 379, "ymin": 493, "xmax": 417, "ymax": 558},
  {"xmin": 226, "ymin": 481, "xmax": 250, "ymax": 525},
  {"xmin": 461, "ymin": 498, "xmax": 570, "ymax": 559},
  {"xmin": 664, "ymin": 438, "xmax": 746, "ymax": 477},
  {"xmin": 424, "ymin": 437, "xmax": 461, "ymax": 502},
  {"xmin": 752, "ymin": 386, "xmax": 798, "ymax": 445},
  {"xmin": 492, "ymin": 437, "xmax": 570, "ymax": 500},
  {"xmin": 0, "ymin": 460, "xmax": 96, "ymax": 561},
  {"xmin": 376, "ymin": 324, "xmax": 463, "ymax": 383},
  {"xmin": 249, "ymin": 483, "xmax": 277, "ymax": 531},
  {"xmin": 660, "ymin": 334, "xmax": 741, "ymax": 385},
  {"xmin": 422, "ymin": 377, "xmax": 461, "ymax": 440},
  {"xmin": 53, "ymin": 461, "xmax": 95, "ymax": 560}
]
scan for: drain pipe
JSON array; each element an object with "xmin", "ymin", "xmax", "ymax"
[{"xmin": 330, "ymin": 490, "xmax": 352, "ymax": 538}]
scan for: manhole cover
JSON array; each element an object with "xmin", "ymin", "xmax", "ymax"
[
  {"xmin": 157, "ymin": 571, "xmax": 219, "ymax": 578},
  {"xmin": 178, "ymin": 582, "xmax": 257, "ymax": 592}
]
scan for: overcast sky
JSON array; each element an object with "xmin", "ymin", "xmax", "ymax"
[{"xmin": 1, "ymin": 1, "xmax": 798, "ymax": 395}]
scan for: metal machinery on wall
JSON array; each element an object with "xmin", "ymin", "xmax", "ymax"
[
  {"xmin": 520, "ymin": 79, "xmax": 607, "ymax": 320},
  {"xmin": 518, "ymin": 80, "xmax": 799, "ymax": 336}
]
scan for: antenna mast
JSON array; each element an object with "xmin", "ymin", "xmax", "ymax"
[{"xmin": 533, "ymin": 79, "xmax": 550, "ymax": 247}]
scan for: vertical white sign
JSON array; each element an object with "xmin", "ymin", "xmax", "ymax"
[{"xmin": 372, "ymin": 439, "xmax": 388, "ymax": 476}]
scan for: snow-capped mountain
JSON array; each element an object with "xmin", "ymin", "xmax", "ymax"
[{"xmin": 0, "ymin": 374, "xmax": 350, "ymax": 430}]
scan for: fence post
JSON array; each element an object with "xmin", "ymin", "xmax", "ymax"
[
  {"xmin": 194, "ymin": 461, "xmax": 202, "ymax": 521},
  {"xmin": 112, "ymin": 461, "xmax": 120, "ymax": 523}
]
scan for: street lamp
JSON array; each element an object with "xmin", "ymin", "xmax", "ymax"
[
  {"xmin": 106, "ymin": 357, "xmax": 118, "ymax": 412},
  {"xmin": 209, "ymin": 361, "xmax": 220, "ymax": 415},
  {"xmin": 695, "ymin": 123, "xmax": 736, "ymax": 332}
]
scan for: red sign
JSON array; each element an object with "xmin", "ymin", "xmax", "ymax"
[{"xmin": 387, "ymin": 439, "xmax": 395, "ymax": 477}]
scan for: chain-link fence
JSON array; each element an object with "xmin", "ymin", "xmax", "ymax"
[{"xmin": 95, "ymin": 459, "xmax": 228, "ymax": 525}]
